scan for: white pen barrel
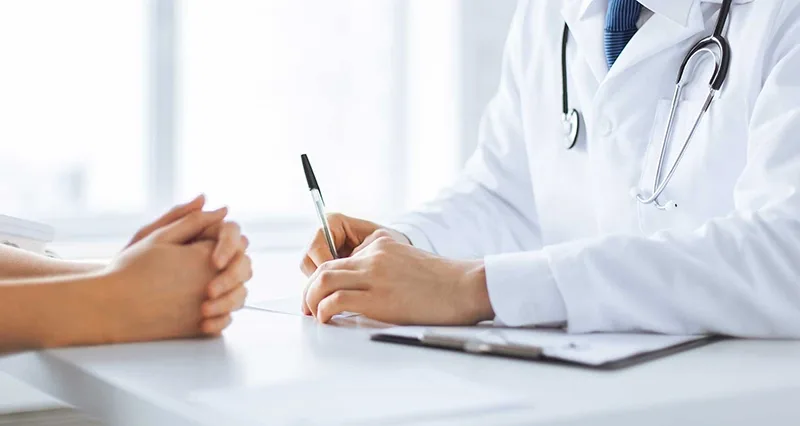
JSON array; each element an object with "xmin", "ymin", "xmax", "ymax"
[{"xmin": 311, "ymin": 189, "xmax": 338, "ymax": 259}]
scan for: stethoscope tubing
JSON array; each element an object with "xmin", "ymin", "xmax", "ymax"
[{"xmin": 560, "ymin": 0, "xmax": 733, "ymax": 210}]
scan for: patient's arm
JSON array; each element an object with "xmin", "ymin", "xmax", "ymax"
[
  {"xmin": 0, "ymin": 245, "xmax": 101, "ymax": 279},
  {"xmin": 0, "ymin": 272, "xmax": 112, "ymax": 351}
]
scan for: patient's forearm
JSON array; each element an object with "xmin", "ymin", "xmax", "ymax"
[
  {"xmin": 0, "ymin": 273, "xmax": 111, "ymax": 353},
  {"xmin": 0, "ymin": 245, "xmax": 103, "ymax": 279}
]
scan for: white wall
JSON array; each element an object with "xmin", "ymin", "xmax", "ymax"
[
  {"xmin": 457, "ymin": 0, "xmax": 518, "ymax": 164},
  {"xmin": 403, "ymin": 0, "xmax": 518, "ymax": 208}
]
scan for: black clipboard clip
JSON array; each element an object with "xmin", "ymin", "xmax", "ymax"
[{"xmin": 421, "ymin": 332, "xmax": 544, "ymax": 360}]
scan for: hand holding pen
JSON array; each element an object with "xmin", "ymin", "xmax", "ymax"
[
  {"xmin": 299, "ymin": 154, "xmax": 411, "ymax": 316},
  {"xmin": 299, "ymin": 154, "xmax": 411, "ymax": 275}
]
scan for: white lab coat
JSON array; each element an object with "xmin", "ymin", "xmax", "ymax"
[{"xmin": 392, "ymin": 0, "xmax": 800, "ymax": 337}]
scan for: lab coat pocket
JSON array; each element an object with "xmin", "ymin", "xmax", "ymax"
[{"xmin": 637, "ymin": 97, "xmax": 719, "ymax": 235}]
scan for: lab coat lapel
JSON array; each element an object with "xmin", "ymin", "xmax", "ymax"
[
  {"xmin": 561, "ymin": 0, "xmax": 608, "ymax": 83},
  {"xmin": 604, "ymin": 1, "xmax": 706, "ymax": 83}
]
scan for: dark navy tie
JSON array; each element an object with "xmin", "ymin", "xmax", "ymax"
[{"xmin": 604, "ymin": 0, "xmax": 642, "ymax": 68}]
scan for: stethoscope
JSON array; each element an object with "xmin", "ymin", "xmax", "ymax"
[{"xmin": 561, "ymin": 0, "xmax": 733, "ymax": 210}]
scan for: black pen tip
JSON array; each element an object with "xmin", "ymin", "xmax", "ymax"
[{"xmin": 301, "ymin": 154, "xmax": 319, "ymax": 191}]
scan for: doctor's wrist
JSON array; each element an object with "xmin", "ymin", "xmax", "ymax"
[{"xmin": 457, "ymin": 260, "xmax": 494, "ymax": 324}]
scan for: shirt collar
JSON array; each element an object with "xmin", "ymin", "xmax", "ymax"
[{"xmin": 578, "ymin": 0, "xmax": 697, "ymax": 27}]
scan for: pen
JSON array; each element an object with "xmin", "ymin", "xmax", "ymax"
[{"xmin": 301, "ymin": 154, "xmax": 338, "ymax": 259}]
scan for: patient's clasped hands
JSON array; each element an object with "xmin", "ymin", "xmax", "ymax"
[{"xmin": 95, "ymin": 195, "xmax": 251, "ymax": 345}]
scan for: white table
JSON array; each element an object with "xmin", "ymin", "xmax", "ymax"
[
  {"xmin": 4, "ymin": 309, "xmax": 800, "ymax": 426},
  {"xmin": 2, "ymin": 252, "xmax": 800, "ymax": 425}
]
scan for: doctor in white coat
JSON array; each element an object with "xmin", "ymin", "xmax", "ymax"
[{"xmin": 300, "ymin": 0, "xmax": 800, "ymax": 337}]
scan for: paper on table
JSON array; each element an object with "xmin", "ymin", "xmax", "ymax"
[
  {"xmin": 187, "ymin": 368, "xmax": 530, "ymax": 426},
  {"xmin": 379, "ymin": 326, "xmax": 705, "ymax": 366},
  {"xmin": 247, "ymin": 296, "xmax": 359, "ymax": 319}
]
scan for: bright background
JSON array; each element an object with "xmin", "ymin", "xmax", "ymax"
[{"xmin": 0, "ymin": 0, "xmax": 517, "ymax": 254}]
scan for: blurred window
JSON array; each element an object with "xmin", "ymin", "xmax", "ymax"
[
  {"xmin": 179, "ymin": 0, "xmax": 404, "ymax": 221},
  {"xmin": 0, "ymin": 1, "xmax": 146, "ymax": 220},
  {"xmin": 0, "ymin": 0, "xmax": 514, "ymax": 249}
]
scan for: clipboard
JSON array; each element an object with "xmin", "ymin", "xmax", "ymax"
[{"xmin": 371, "ymin": 327, "xmax": 720, "ymax": 370}]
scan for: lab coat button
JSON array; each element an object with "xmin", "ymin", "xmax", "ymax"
[{"xmin": 597, "ymin": 117, "xmax": 613, "ymax": 136}]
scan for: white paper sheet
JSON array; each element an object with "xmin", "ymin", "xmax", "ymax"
[
  {"xmin": 188, "ymin": 368, "xmax": 529, "ymax": 426},
  {"xmin": 378, "ymin": 326, "xmax": 706, "ymax": 366},
  {"xmin": 247, "ymin": 296, "xmax": 359, "ymax": 318}
]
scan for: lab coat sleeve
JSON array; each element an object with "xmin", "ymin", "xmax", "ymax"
[
  {"xmin": 501, "ymin": 16, "xmax": 800, "ymax": 337},
  {"xmin": 391, "ymin": 0, "xmax": 541, "ymax": 259}
]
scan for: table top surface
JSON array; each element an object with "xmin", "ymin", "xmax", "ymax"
[{"xmin": 3, "ymin": 252, "xmax": 800, "ymax": 426}]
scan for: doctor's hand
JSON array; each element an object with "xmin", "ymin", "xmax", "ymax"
[
  {"xmin": 302, "ymin": 237, "xmax": 495, "ymax": 325},
  {"xmin": 300, "ymin": 213, "xmax": 410, "ymax": 315},
  {"xmin": 104, "ymin": 209, "xmax": 247, "ymax": 342},
  {"xmin": 300, "ymin": 213, "xmax": 410, "ymax": 277},
  {"xmin": 126, "ymin": 195, "xmax": 252, "ymax": 319}
]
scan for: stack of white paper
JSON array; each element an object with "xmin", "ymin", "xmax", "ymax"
[{"xmin": 247, "ymin": 296, "xmax": 360, "ymax": 318}]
